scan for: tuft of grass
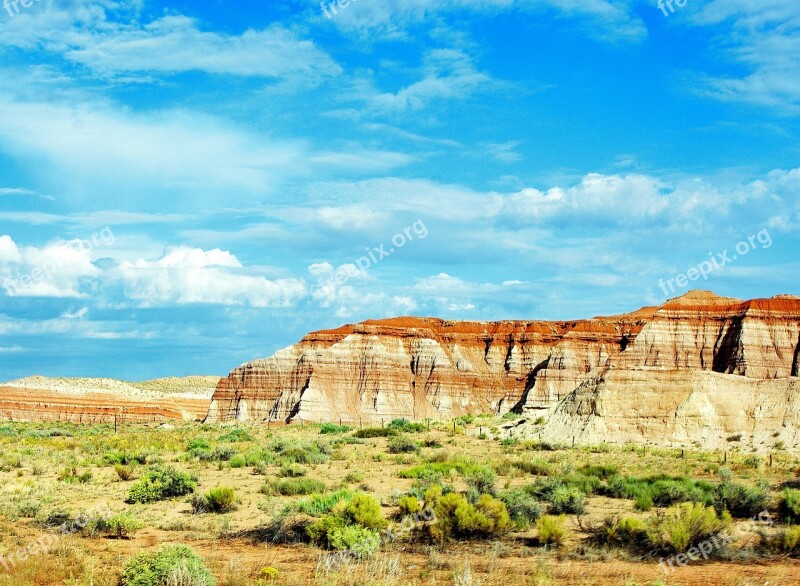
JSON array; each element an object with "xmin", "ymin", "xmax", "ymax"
[
  {"xmin": 537, "ymin": 515, "xmax": 569, "ymax": 546},
  {"xmin": 120, "ymin": 544, "xmax": 215, "ymax": 586},
  {"xmin": 387, "ymin": 435, "xmax": 419, "ymax": 454},
  {"xmin": 779, "ymin": 488, "xmax": 800, "ymax": 524},
  {"xmin": 296, "ymin": 489, "xmax": 354, "ymax": 516},
  {"xmin": 354, "ymin": 427, "xmax": 399, "ymax": 439},
  {"xmin": 263, "ymin": 478, "xmax": 326, "ymax": 496},
  {"xmin": 320, "ymin": 423, "xmax": 353, "ymax": 435},
  {"xmin": 218, "ymin": 427, "xmax": 255, "ymax": 443}
]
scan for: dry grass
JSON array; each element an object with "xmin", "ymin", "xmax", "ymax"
[{"xmin": 0, "ymin": 419, "xmax": 797, "ymax": 585}]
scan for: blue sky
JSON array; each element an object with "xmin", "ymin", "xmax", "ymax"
[{"xmin": 0, "ymin": 0, "xmax": 799, "ymax": 379}]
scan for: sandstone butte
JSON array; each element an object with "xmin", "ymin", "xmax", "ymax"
[{"xmin": 207, "ymin": 291, "xmax": 800, "ymax": 451}]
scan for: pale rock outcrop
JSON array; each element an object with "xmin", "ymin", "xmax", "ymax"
[{"xmin": 208, "ymin": 291, "xmax": 800, "ymax": 451}]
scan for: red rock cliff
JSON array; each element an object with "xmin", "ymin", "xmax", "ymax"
[{"xmin": 208, "ymin": 292, "xmax": 800, "ymax": 427}]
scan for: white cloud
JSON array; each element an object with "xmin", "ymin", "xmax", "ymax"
[
  {"xmin": 0, "ymin": 99, "xmax": 306, "ymax": 198},
  {"xmin": 307, "ymin": 261, "xmax": 418, "ymax": 317},
  {"xmin": 370, "ymin": 49, "xmax": 492, "ymax": 112},
  {"xmin": 688, "ymin": 1, "xmax": 800, "ymax": 111},
  {"xmin": 0, "ymin": 6, "xmax": 341, "ymax": 81},
  {"xmin": 119, "ymin": 247, "xmax": 307, "ymax": 308},
  {"xmin": 316, "ymin": 0, "xmax": 645, "ymax": 43},
  {"xmin": 0, "ymin": 236, "xmax": 102, "ymax": 298},
  {"xmin": 484, "ymin": 141, "xmax": 523, "ymax": 163}
]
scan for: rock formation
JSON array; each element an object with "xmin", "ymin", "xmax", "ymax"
[
  {"xmin": 208, "ymin": 291, "xmax": 800, "ymax": 450},
  {"xmin": 0, "ymin": 376, "xmax": 217, "ymax": 424}
]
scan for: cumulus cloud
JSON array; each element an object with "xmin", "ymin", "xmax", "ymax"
[
  {"xmin": 118, "ymin": 247, "xmax": 307, "ymax": 308},
  {"xmin": 0, "ymin": 235, "xmax": 103, "ymax": 298},
  {"xmin": 307, "ymin": 261, "xmax": 418, "ymax": 318}
]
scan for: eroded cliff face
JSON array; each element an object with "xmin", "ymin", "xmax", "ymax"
[
  {"xmin": 208, "ymin": 292, "xmax": 800, "ymax": 451},
  {"xmin": 529, "ymin": 292, "xmax": 800, "ymax": 450},
  {"xmin": 207, "ymin": 315, "xmax": 649, "ymax": 424}
]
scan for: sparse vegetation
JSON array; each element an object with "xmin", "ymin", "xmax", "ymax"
[
  {"xmin": 0, "ymin": 417, "xmax": 795, "ymax": 585},
  {"xmin": 120, "ymin": 544, "xmax": 215, "ymax": 586},
  {"xmin": 263, "ymin": 478, "xmax": 327, "ymax": 496},
  {"xmin": 127, "ymin": 466, "xmax": 197, "ymax": 503}
]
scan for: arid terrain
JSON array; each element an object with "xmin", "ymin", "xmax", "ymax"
[
  {"xmin": 0, "ymin": 417, "xmax": 798, "ymax": 585},
  {"xmin": 1, "ymin": 291, "xmax": 799, "ymax": 585},
  {"xmin": 0, "ymin": 376, "xmax": 219, "ymax": 424}
]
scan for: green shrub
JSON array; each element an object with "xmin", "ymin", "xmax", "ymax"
[
  {"xmin": 328, "ymin": 525, "xmax": 381, "ymax": 557},
  {"xmin": 464, "ymin": 467, "xmax": 497, "ymax": 496},
  {"xmin": 537, "ymin": 515, "xmax": 568, "ymax": 545},
  {"xmin": 388, "ymin": 419, "xmax": 426, "ymax": 433},
  {"xmin": 509, "ymin": 459, "xmax": 553, "ymax": 476},
  {"xmin": 645, "ymin": 502, "xmax": 731, "ymax": 553},
  {"xmin": 228, "ymin": 455, "xmax": 247, "ymax": 468},
  {"xmin": 560, "ymin": 473, "xmax": 602, "ymax": 495},
  {"xmin": 270, "ymin": 439, "xmax": 331, "ymax": 465},
  {"xmin": 186, "ymin": 438, "xmax": 210, "ymax": 451},
  {"xmin": 780, "ymin": 489, "xmax": 800, "ymax": 524},
  {"xmin": 263, "ymin": 478, "xmax": 326, "ymax": 496},
  {"xmin": 189, "ymin": 445, "xmax": 236, "ymax": 462},
  {"xmin": 600, "ymin": 516, "xmax": 647, "ymax": 547},
  {"xmin": 114, "ymin": 464, "xmax": 135, "ymax": 481},
  {"xmin": 387, "ymin": 435, "xmax": 419, "ymax": 454},
  {"xmin": 714, "ymin": 481, "xmax": 769, "ymax": 518},
  {"xmin": 419, "ymin": 486, "xmax": 512, "ymax": 542},
  {"xmin": 399, "ymin": 462, "xmax": 460, "ymax": 480},
  {"xmin": 307, "ymin": 493, "xmax": 387, "ymax": 549},
  {"xmin": 58, "ymin": 467, "xmax": 92, "ymax": 484},
  {"xmin": 320, "ymin": 423, "xmax": 352, "ymax": 435},
  {"xmin": 340, "ymin": 493, "xmax": 387, "ymax": 531},
  {"xmin": 103, "ymin": 451, "xmax": 147, "ymax": 466},
  {"xmin": 16, "ymin": 499, "xmax": 42, "ymax": 518},
  {"xmin": 778, "ymin": 526, "xmax": 800, "ymax": 553},
  {"xmin": 205, "ymin": 487, "xmax": 238, "ymax": 513},
  {"xmin": 526, "ymin": 477, "xmax": 564, "ymax": 500},
  {"xmin": 634, "ymin": 492, "xmax": 653, "ymax": 512},
  {"xmin": 280, "ymin": 463, "xmax": 307, "ymax": 478},
  {"xmin": 499, "ymin": 489, "xmax": 541, "ymax": 528},
  {"xmin": 127, "ymin": 466, "xmax": 197, "ymax": 504},
  {"xmin": 397, "ymin": 495, "xmax": 422, "ymax": 516},
  {"xmin": 120, "ymin": 544, "xmax": 215, "ymax": 586},
  {"xmin": 296, "ymin": 489, "xmax": 354, "ymax": 516},
  {"xmin": 257, "ymin": 566, "xmax": 280, "ymax": 585},
  {"xmin": 218, "ymin": 428, "xmax": 255, "ymax": 443},
  {"xmin": 106, "ymin": 514, "xmax": 144, "ymax": 539},
  {"xmin": 252, "ymin": 461, "xmax": 271, "ymax": 476},
  {"xmin": 353, "ymin": 427, "xmax": 398, "ymax": 439},
  {"xmin": 602, "ymin": 475, "xmax": 715, "ymax": 507},
  {"xmin": 547, "ymin": 486, "xmax": 586, "ymax": 515}
]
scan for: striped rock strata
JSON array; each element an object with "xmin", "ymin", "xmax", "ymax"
[{"xmin": 208, "ymin": 291, "xmax": 800, "ymax": 452}]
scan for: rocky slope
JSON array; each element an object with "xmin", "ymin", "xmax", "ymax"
[
  {"xmin": 208, "ymin": 291, "xmax": 800, "ymax": 450},
  {"xmin": 0, "ymin": 376, "xmax": 218, "ymax": 423}
]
